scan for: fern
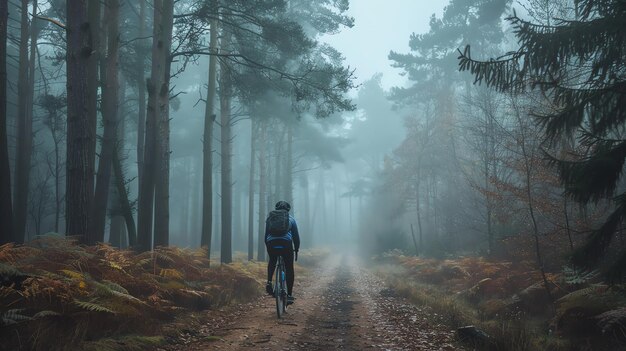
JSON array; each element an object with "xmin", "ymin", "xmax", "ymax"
[
  {"xmin": 32, "ymin": 310, "xmax": 61, "ymax": 319},
  {"xmin": 159, "ymin": 268, "xmax": 184, "ymax": 280},
  {"xmin": 107, "ymin": 261, "xmax": 124, "ymax": 271},
  {"xmin": 137, "ymin": 258, "xmax": 152, "ymax": 267},
  {"xmin": 101, "ymin": 280, "xmax": 129, "ymax": 295},
  {"xmin": 596, "ymin": 307, "xmax": 626, "ymax": 334},
  {"xmin": 0, "ymin": 244, "xmax": 40, "ymax": 263},
  {"xmin": 0, "ymin": 262, "xmax": 23, "ymax": 277},
  {"xmin": 563, "ymin": 266, "xmax": 598, "ymax": 286},
  {"xmin": 1, "ymin": 309, "xmax": 32, "ymax": 325},
  {"xmin": 60, "ymin": 269, "xmax": 85, "ymax": 280},
  {"xmin": 74, "ymin": 299, "xmax": 116, "ymax": 314},
  {"xmin": 556, "ymin": 284, "xmax": 626, "ymax": 324},
  {"xmin": 93, "ymin": 281, "xmax": 142, "ymax": 304}
]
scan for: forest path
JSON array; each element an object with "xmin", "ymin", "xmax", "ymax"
[{"xmin": 165, "ymin": 255, "xmax": 462, "ymax": 351}]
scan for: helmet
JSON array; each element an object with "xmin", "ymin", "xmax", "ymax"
[{"xmin": 275, "ymin": 201, "xmax": 291, "ymax": 212}]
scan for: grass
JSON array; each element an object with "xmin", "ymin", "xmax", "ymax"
[{"xmin": 371, "ymin": 255, "xmax": 586, "ymax": 351}]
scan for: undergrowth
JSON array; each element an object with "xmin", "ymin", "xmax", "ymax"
[
  {"xmin": 0, "ymin": 235, "xmax": 270, "ymax": 351},
  {"xmin": 373, "ymin": 251, "xmax": 626, "ymax": 351}
]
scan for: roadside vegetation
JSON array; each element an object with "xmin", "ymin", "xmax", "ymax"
[
  {"xmin": 0, "ymin": 235, "xmax": 331, "ymax": 350},
  {"xmin": 372, "ymin": 250, "xmax": 626, "ymax": 351}
]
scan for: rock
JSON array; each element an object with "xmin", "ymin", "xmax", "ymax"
[{"xmin": 457, "ymin": 325, "xmax": 491, "ymax": 346}]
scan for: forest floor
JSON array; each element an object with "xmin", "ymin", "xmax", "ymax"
[{"xmin": 161, "ymin": 255, "xmax": 464, "ymax": 351}]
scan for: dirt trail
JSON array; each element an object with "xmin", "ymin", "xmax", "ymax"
[{"xmin": 167, "ymin": 256, "xmax": 463, "ymax": 350}]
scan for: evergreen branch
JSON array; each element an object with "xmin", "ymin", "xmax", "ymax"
[
  {"xmin": 533, "ymin": 82, "xmax": 626, "ymax": 140},
  {"xmin": 571, "ymin": 196, "xmax": 626, "ymax": 271},
  {"xmin": 548, "ymin": 140, "xmax": 626, "ymax": 203},
  {"xmin": 606, "ymin": 251, "xmax": 626, "ymax": 283}
]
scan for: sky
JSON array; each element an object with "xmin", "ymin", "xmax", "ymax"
[{"xmin": 321, "ymin": 0, "xmax": 447, "ymax": 91}]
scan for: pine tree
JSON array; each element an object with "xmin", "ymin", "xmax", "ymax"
[{"xmin": 458, "ymin": 0, "xmax": 626, "ymax": 280}]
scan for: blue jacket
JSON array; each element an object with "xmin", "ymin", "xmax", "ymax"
[{"xmin": 265, "ymin": 215, "xmax": 300, "ymax": 252}]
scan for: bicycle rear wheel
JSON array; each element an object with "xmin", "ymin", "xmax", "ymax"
[
  {"xmin": 275, "ymin": 257, "xmax": 284, "ymax": 318},
  {"xmin": 280, "ymin": 264, "xmax": 287, "ymax": 314}
]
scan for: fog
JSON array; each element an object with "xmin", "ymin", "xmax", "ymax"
[
  {"xmin": 1, "ymin": 0, "xmax": 625, "ymax": 348},
  {"xmin": 0, "ymin": 0, "xmax": 626, "ymax": 351}
]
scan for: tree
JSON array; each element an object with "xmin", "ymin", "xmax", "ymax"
[
  {"xmin": 389, "ymin": 0, "xmax": 512, "ymax": 254},
  {"xmin": 201, "ymin": 0, "xmax": 217, "ymax": 259},
  {"xmin": 0, "ymin": 0, "xmax": 14, "ymax": 244},
  {"xmin": 219, "ymin": 28, "xmax": 234, "ymax": 263},
  {"xmin": 90, "ymin": 0, "xmax": 120, "ymax": 243},
  {"xmin": 458, "ymin": 0, "xmax": 626, "ymax": 280},
  {"xmin": 137, "ymin": 0, "xmax": 174, "ymax": 251},
  {"xmin": 65, "ymin": 0, "xmax": 95, "ymax": 240},
  {"xmin": 40, "ymin": 93, "xmax": 66, "ymax": 233},
  {"xmin": 14, "ymin": 0, "xmax": 40, "ymax": 242}
]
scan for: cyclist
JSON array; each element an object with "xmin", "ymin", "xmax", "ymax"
[{"xmin": 265, "ymin": 200, "xmax": 300, "ymax": 305}]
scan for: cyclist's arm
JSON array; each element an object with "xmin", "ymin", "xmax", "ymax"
[{"xmin": 291, "ymin": 218, "xmax": 300, "ymax": 252}]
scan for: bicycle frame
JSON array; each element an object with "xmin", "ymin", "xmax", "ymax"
[{"xmin": 274, "ymin": 256, "xmax": 287, "ymax": 318}]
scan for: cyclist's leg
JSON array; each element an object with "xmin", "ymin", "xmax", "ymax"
[
  {"xmin": 267, "ymin": 251, "xmax": 277, "ymax": 283},
  {"xmin": 283, "ymin": 249, "xmax": 294, "ymax": 295}
]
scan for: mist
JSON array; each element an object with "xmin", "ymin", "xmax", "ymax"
[{"xmin": 1, "ymin": 0, "xmax": 625, "ymax": 350}]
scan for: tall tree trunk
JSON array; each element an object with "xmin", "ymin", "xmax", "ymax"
[
  {"xmin": 137, "ymin": 0, "xmax": 165, "ymax": 251},
  {"xmin": 109, "ymin": 73, "xmax": 127, "ymax": 246},
  {"xmin": 180, "ymin": 158, "xmax": 191, "ymax": 245},
  {"xmin": 14, "ymin": 0, "xmax": 35, "ymax": 242},
  {"xmin": 112, "ymin": 146, "xmax": 136, "ymax": 246},
  {"xmin": 201, "ymin": 2, "xmax": 218, "ymax": 257},
  {"xmin": 191, "ymin": 154, "xmax": 201, "ymax": 245},
  {"xmin": 220, "ymin": 29, "xmax": 233, "ymax": 264},
  {"xmin": 154, "ymin": 0, "xmax": 174, "ymax": 246},
  {"xmin": 66, "ymin": 0, "xmax": 95, "ymax": 240},
  {"xmin": 109, "ymin": 216, "xmax": 124, "ymax": 247},
  {"xmin": 153, "ymin": 0, "xmax": 173, "ymax": 248},
  {"xmin": 0, "ymin": 0, "xmax": 14, "ymax": 244},
  {"xmin": 257, "ymin": 120, "xmax": 267, "ymax": 261},
  {"xmin": 274, "ymin": 129, "xmax": 283, "ymax": 201},
  {"xmin": 136, "ymin": 0, "xmax": 146, "ymax": 197},
  {"xmin": 52, "ymin": 125, "xmax": 61, "ymax": 233},
  {"xmin": 285, "ymin": 121, "xmax": 293, "ymax": 205},
  {"xmin": 91, "ymin": 0, "xmax": 120, "ymax": 243},
  {"xmin": 416, "ymin": 175, "xmax": 423, "ymax": 251},
  {"xmin": 513, "ymin": 98, "xmax": 553, "ymax": 303},
  {"xmin": 303, "ymin": 174, "xmax": 309, "ymax": 234},
  {"xmin": 248, "ymin": 118, "xmax": 257, "ymax": 260}
]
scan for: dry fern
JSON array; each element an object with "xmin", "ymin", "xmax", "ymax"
[
  {"xmin": 74, "ymin": 299, "xmax": 116, "ymax": 314},
  {"xmin": 159, "ymin": 268, "xmax": 184, "ymax": 280},
  {"xmin": 596, "ymin": 307, "xmax": 626, "ymax": 335},
  {"xmin": 60, "ymin": 269, "xmax": 85, "ymax": 280},
  {"xmin": 1, "ymin": 309, "xmax": 31, "ymax": 325},
  {"xmin": 32, "ymin": 310, "xmax": 61, "ymax": 319},
  {"xmin": 0, "ymin": 243, "xmax": 41, "ymax": 263}
]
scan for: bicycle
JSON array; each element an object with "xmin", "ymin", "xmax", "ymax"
[{"xmin": 274, "ymin": 256, "xmax": 288, "ymax": 318}]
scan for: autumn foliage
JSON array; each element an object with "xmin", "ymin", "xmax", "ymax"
[
  {"xmin": 0, "ymin": 235, "xmax": 265, "ymax": 350},
  {"xmin": 376, "ymin": 251, "xmax": 626, "ymax": 350}
]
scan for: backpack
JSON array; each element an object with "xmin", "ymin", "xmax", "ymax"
[{"xmin": 266, "ymin": 210, "xmax": 290, "ymax": 235}]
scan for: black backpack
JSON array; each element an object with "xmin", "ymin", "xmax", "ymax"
[{"xmin": 267, "ymin": 210, "xmax": 290, "ymax": 235}]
